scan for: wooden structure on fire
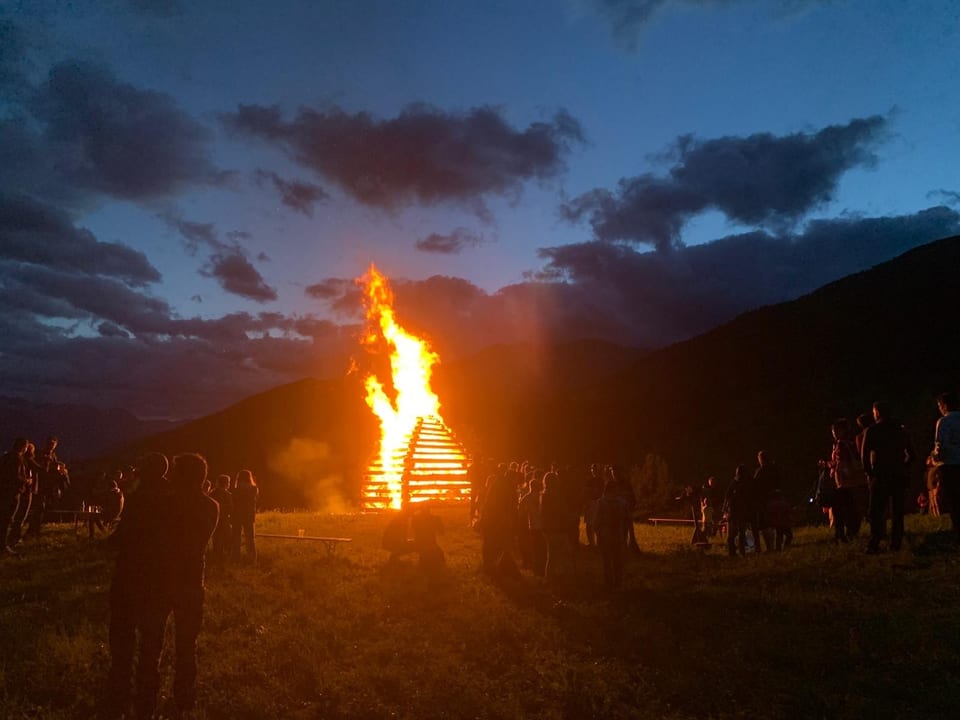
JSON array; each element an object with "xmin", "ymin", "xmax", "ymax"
[{"xmin": 362, "ymin": 416, "xmax": 471, "ymax": 510}]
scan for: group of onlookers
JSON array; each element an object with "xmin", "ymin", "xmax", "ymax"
[
  {"xmin": 472, "ymin": 461, "xmax": 640, "ymax": 589},
  {"xmin": 106, "ymin": 451, "xmax": 260, "ymax": 718},
  {"xmin": 0, "ymin": 436, "xmax": 69, "ymax": 554}
]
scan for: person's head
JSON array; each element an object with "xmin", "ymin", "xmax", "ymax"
[
  {"xmin": 937, "ymin": 391, "xmax": 959, "ymax": 416},
  {"xmin": 705, "ymin": 476, "xmax": 716, "ymax": 488},
  {"xmin": 216, "ymin": 474, "xmax": 231, "ymax": 490},
  {"xmin": 529, "ymin": 475, "xmax": 543, "ymax": 493},
  {"xmin": 138, "ymin": 453, "xmax": 169, "ymax": 484},
  {"xmin": 10, "ymin": 437, "xmax": 28, "ymax": 455},
  {"xmin": 603, "ymin": 478, "xmax": 618, "ymax": 496},
  {"xmin": 872, "ymin": 401, "xmax": 891, "ymax": 422},
  {"xmin": 757, "ymin": 451, "xmax": 768, "ymax": 467},
  {"xmin": 171, "ymin": 453, "xmax": 208, "ymax": 493},
  {"xmin": 236, "ymin": 469, "xmax": 257, "ymax": 487},
  {"xmin": 542, "ymin": 471, "xmax": 558, "ymax": 492},
  {"xmin": 856, "ymin": 413, "xmax": 874, "ymax": 431},
  {"xmin": 734, "ymin": 464, "xmax": 748, "ymax": 480},
  {"xmin": 44, "ymin": 436, "xmax": 58, "ymax": 452},
  {"xmin": 24, "ymin": 441, "xmax": 36, "ymax": 459},
  {"xmin": 831, "ymin": 418, "xmax": 850, "ymax": 441}
]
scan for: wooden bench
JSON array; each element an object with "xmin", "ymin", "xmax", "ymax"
[
  {"xmin": 47, "ymin": 509, "xmax": 103, "ymax": 535},
  {"xmin": 647, "ymin": 517, "xmax": 696, "ymax": 526},
  {"xmin": 258, "ymin": 533, "xmax": 352, "ymax": 555}
]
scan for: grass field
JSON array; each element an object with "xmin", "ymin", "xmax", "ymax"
[{"xmin": 1, "ymin": 510, "xmax": 959, "ymax": 719}]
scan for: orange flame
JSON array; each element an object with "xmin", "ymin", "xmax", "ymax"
[{"xmin": 359, "ymin": 264, "xmax": 442, "ymax": 509}]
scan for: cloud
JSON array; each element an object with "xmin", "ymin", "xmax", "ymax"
[
  {"xmin": 164, "ymin": 213, "xmax": 278, "ymax": 302},
  {"xmin": 0, "ymin": 193, "xmax": 161, "ymax": 285},
  {"xmin": 415, "ymin": 227, "xmax": 485, "ymax": 254},
  {"xmin": 588, "ymin": 0, "xmax": 830, "ymax": 49},
  {"xmin": 542, "ymin": 205, "xmax": 960, "ymax": 344},
  {"xmin": 0, "ymin": 57, "xmax": 222, "ymax": 209},
  {"xmin": 561, "ymin": 115, "xmax": 887, "ymax": 249},
  {"xmin": 929, "ymin": 189, "xmax": 960, "ymax": 206},
  {"xmin": 254, "ymin": 169, "xmax": 329, "ymax": 216},
  {"xmin": 223, "ymin": 103, "xmax": 585, "ymax": 211},
  {"xmin": 201, "ymin": 252, "xmax": 278, "ymax": 303}
]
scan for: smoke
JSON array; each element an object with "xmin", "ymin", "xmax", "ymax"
[{"xmin": 267, "ymin": 437, "xmax": 351, "ymax": 513}]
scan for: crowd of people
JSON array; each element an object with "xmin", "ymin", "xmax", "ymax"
[
  {"xmin": 106, "ymin": 453, "xmax": 261, "ymax": 718},
  {"xmin": 460, "ymin": 393, "xmax": 960, "ymax": 588}
]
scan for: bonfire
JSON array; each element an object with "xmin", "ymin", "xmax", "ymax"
[{"xmin": 358, "ymin": 265, "xmax": 470, "ymax": 510}]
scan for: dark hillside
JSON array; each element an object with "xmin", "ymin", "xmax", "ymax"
[
  {"xmin": 116, "ymin": 376, "xmax": 377, "ymax": 509},
  {"xmin": 515, "ymin": 234, "xmax": 960, "ymax": 496}
]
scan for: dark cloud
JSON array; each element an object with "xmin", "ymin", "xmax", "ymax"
[
  {"xmin": 0, "ymin": 193, "xmax": 161, "ymax": 285},
  {"xmin": 561, "ymin": 116, "xmax": 887, "ymax": 249},
  {"xmin": 929, "ymin": 189, "xmax": 960, "ymax": 206},
  {"xmin": 256, "ymin": 252, "xmax": 271, "ymax": 262},
  {"xmin": 223, "ymin": 103, "xmax": 585, "ymax": 211},
  {"xmin": 201, "ymin": 252, "xmax": 278, "ymax": 303},
  {"xmin": 163, "ymin": 213, "xmax": 278, "ymax": 302},
  {"xmin": 542, "ymin": 205, "xmax": 960, "ymax": 344},
  {"xmin": 0, "ymin": 57, "xmax": 221, "ymax": 207},
  {"xmin": 254, "ymin": 169, "xmax": 329, "ymax": 216},
  {"xmin": 305, "ymin": 278, "xmax": 352, "ymax": 301},
  {"xmin": 167, "ymin": 217, "xmax": 218, "ymax": 254},
  {"xmin": 590, "ymin": 0, "xmax": 829, "ymax": 49},
  {"xmin": 415, "ymin": 227, "xmax": 485, "ymax": 254},
  {"xmin": 227, "ymin": 230, "xmax": 252, "ymax": 241},
  {"xmin": 97, "ymin": 321, "xmax": 129, "ymax": 338}
]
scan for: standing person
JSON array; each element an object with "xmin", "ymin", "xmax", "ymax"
[
  {"xmin": 107, "ymin": 453, "xmax": 171, "ymax": 719},
  {"xmin": 609, "ymin": 465, "xmax": 640, "ymax": 553},
  {"xmin": 478, "ymin": 465, "xmax": 520, "ymax": 577},
  {"xmin": 517, "ymin": 475, "xmax": 545, "ymax": 576},
  {"xmin": 7, "ymin": 441, "xmax": 39, "ymax": 548},
  {"xmin": 932, "ymin": 391, "xmax": 960, "ymax": 540},
  {"xmin": 595, "ymin": 479, "xmax": 629, "ymax": 589},
  {"xmin": 725, "ymin": 464, "xmax": 752, "ymax": 556},
  {"xmin": 25, "ymin": 436, "xmax": 68, "ymax": 539},
  {"xmin": 828, "ymin": 419, "xmax": 866, "ymax": 543},
  {"xmin": 0, "ymin": 438, "xmax": 28, "ymax": 556},
  {"xmin": 208, "ymin": 474, "xmax": 234, "ymax": 565},
  {"xmin": 753, "ymin": 451, "xmax": 781, "ymax": 552},
  {"xmin": 147, "ymin": 453, "xmax": 219, "ymax": 714},
  {"xmin": 582, "ymin": 464, "xmax": 604, "ymax": 547},
  {"xmin": 232, "ymin": 469, "xmax": 259, "ymax": 563},
  {"xmin": 861, "ymin": 401, "xmax": 915, "ymax": 554},
  {"xmin": 701, "ymin": 476, "xmax": 722, "ymax": 537},
  {"xmin": 541, "ymin": 471, "xmax": 570, "ymax": 582}
]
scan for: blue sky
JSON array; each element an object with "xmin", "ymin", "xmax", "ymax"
[{"xmin": 1, "ymin": 0, "xmax": 958, "ymax": 417}]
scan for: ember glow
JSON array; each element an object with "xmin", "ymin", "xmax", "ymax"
[{"xmin": 358, "ymin": 264, "xmax": 470, "ymax": 510}]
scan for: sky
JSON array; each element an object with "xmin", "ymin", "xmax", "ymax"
[{"xmin": 1, "ymin": 0, "xmax": 959, "ymax": 419}]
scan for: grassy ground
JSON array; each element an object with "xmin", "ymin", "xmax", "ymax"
[{"xmin": 1, "ymin": 510, "xmax": 959, "ymax": 719}]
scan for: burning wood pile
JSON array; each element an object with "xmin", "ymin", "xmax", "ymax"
[
  {"xmin": 361, "ymin": 415, "xmax": 470, "ymax": 510},
  {"xmin": 357, "ymin": 264, "xmax": 471, "ymax": 510}
]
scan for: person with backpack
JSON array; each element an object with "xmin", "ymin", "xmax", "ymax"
[{"xmin": 827, "ymin": 418, "xmax": 867, "ymax": 542}]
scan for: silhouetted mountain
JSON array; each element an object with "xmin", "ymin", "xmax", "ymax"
[
  {"xmin": 484, "ymin": 234, "xmax": 960, "ymax": 498},
  {"xmin": 112, "ymin": 376, "xmax": 377, "ymax": 509},
  {"xmin": 0, "ymin": 396, "xmax": 181, "ymax": 461},
  {"xmin": 108, "ymin": 235, "xmax": 960, "ymax": 507}
]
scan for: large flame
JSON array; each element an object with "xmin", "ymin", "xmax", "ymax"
[{"xmin": 359, "ymin": 264, "xmax": 442, "ymax": 509}]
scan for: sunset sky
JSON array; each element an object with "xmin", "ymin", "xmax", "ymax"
[{"xmin": 2, "ymin": 0, "xmax": 959, "ymax": 418}]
